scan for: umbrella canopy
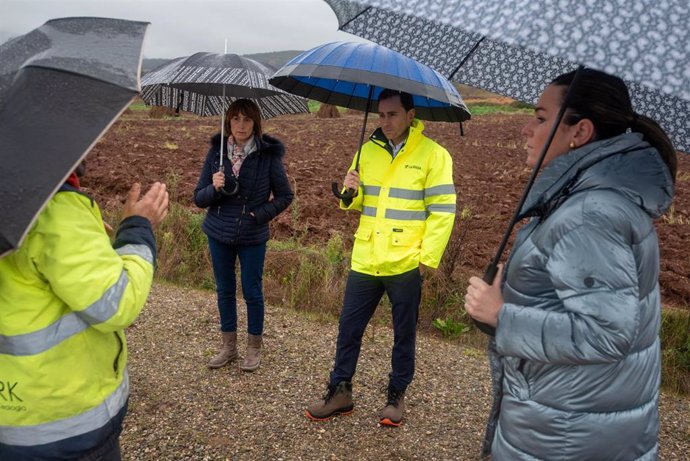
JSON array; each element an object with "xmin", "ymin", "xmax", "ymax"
[
  {"xmin": 141, "ymin": 52, "xmax": 309, "ymax": 119},
  {"xmin": 269, "ymin": 41, "xmax": 470, "ymax": 122},
  {"xmin": 325, "ymin": 0, "xmax": 689, "ymax": 152},
  {"xmin": 0, "ymin": 17, "xmax": 148, "ymax": 259}
]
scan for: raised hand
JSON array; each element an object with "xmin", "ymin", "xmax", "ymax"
[{"xmin": 122, "ymin": 182, "xmax": 169, "ymax": 228}]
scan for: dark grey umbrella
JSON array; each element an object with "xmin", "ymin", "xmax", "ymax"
[
  {"xmin": 0, "ymin": 17, "xmax": 149, "ymax": 259},
  {"xmin": 140, "ymin": 52, "xmax": 310, "ymax": 119}
]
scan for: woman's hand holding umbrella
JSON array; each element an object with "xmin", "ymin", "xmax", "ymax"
[
  {"xmin": 212, "ymin": 171, "xmax": 225, "ymax": 192},
  {"xmin": 465, "ymin": 264, "xmax": 504, "ymax": 328}
]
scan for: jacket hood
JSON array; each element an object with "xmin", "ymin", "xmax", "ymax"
[
  {"xmin": 210, "ymin": 133, "xmax": 285, "ymax": 157},
  {"xmin": 522, "ymin": 132, "xmax": 674, "ymax": 219}
]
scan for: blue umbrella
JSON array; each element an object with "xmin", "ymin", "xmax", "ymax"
[
  {"xmin": 270, "ymin": 41, "xmax": 469, "ymax": 122},
  {"xmin": 270, "ymin": 41, "xmax": 469, "ymax": 198}
]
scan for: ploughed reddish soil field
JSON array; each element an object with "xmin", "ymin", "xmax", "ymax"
[{"xmin": 82, "ymin": 108, "xmax": 690, "ymax": 309}]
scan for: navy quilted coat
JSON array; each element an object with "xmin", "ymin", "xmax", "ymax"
[
  {"xmin": 489, "ymin": 133, "xmax": 674, "ymax": 460},
  {"xmin": 194, "ymin": 133, "xmax": 293, "ymax": 245}
]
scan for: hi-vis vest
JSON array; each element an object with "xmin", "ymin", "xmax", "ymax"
[
  {"xmin": 342, "ymin": 119, "xmax": 456, "ymax": 276},
  {"xmin": 0, "ymin": 189, "xmax": 154, "ymax": 452}
]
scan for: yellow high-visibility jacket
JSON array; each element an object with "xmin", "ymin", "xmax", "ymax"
[
  {"xmin": 0, "ymin": 185, "xmax": 155, "ymax": 457},
  {"xmin": 342, "ymin": 119, "xmax": 456, "ymax": 276}
]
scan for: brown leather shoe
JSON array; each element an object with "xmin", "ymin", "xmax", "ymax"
[
  {"xmin": 305, "ymin": 381, "xmax": 354, "ymax": 421},
  {"xmin": 208, "ymin": 331, "xmax": 238, "ymax": 369},
  {"xmin": 240, "ymin": 334, "xmax": 262, "ymax": 372},
  {"xmin": 379, "ymin": 387, "xmax": 405, "ymax": 427}
]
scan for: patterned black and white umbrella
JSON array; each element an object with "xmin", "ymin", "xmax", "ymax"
[
  {"xmin": 325, "ymin": 0, "xmax": 690, "ymax": 153},
  {"xmin": 141, "ymin": 52, "xmax": 309, "ymax": 119}
]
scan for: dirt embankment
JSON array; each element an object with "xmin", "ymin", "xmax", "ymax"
[{"xmin": 83, "ymin": 110, "xmax": 690, "ymax": 309}]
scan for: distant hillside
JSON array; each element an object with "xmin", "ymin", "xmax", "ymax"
[
  {"xmin": 142, "ymin": 50, "xmax": 301, "ymax": 75},
  {"xmin": 243, "ymin": 50, "xmax": 302, "ymax": 71},
  {"xmin": 141, "ymin": 58, "xmax": 174, "ymax": 75}
]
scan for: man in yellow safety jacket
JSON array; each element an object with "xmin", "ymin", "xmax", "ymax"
[
  {"xmin": 306, "ymin": 89, "xmax": 456, "ymax": 427},
  {"xmin": 0, "ymin": 167, "xmax": 168, "ymax": 460}
]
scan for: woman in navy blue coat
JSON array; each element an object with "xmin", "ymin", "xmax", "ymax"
[{"xmin": 194, "ymin": 99, "xmax": 293, "ymax": 372}]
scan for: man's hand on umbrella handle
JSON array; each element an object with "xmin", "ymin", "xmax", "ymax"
[
  {"xmin": 464, "ymin": 264, "xmax": 505, "ymax": 328},
  {"xmin": 122, "ymin": 182, "xmax": 169, "ymax": 229},
  {"xmin": 212, "ymin": 171, "xmax": 225, "ymax": 191},
  {"xmin": 343, "ymin": 170, "xmax": 360, "ymax": 195}
]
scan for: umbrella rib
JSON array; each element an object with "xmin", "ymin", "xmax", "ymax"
[
  {"xmin": 447, "ymin": 36, "xmax": 485, "ymax": 81},
  {"xmin": 339, "ymin": 6, "xmax": 372, "ymax": 31}
]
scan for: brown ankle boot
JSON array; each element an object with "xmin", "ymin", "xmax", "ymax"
[
  {"xmin": 379, "ymin": 386, "xmax": 405, "ymax": 427},
  {"xmin": 207, "ymin": 331, "xmax": 238, "ymax": 368},
  {"xmin": 305, "ymin": 381, "xmax": 354, "ymax": 421},
  {"xmin": 240, "ymin": 334, "xmax": 262, "ymax": 372}
]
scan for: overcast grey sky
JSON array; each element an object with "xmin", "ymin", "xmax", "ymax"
[{"xmin": 0, "ymin": 0, "xmax": 368, "ymax": 58}]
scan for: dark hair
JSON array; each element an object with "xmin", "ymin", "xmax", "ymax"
[
  {"xmin": 224, "ymin": 98, "xmax": 262, "ymax": 137},
  {"xmin": 552, "ymin": 69, "xmax": 676, "ymax": 182},
  {"xmin": 378, "ymin": 89, "xmax": 414, "ymax": 112}
]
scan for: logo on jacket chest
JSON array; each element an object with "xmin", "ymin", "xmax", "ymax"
[{"xmin": 404, "ymin": 164, "xmax": 422, "ymax": 170}]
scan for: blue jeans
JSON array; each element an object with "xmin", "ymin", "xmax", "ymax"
[
  {"xmin": 208, "ymin": 236, "xmax": 267, "ymax": 335},
  {"xmin": 330, "ymin": 268, "xmax": 422, "ymax": 391}
]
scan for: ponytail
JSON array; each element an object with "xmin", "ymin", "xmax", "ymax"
[{"xmin": 632, "ymin": 113, "xmax": 677, "ymax": 182}]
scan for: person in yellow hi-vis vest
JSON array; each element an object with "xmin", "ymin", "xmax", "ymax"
[
  {"xmin": 306, "ymin": 89, "xmax": 456, "ymax": 427},
  {"xmin": 0, "ymin": 164, "xmax": 168, "ymax": 460}
]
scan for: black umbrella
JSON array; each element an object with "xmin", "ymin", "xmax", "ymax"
[
  {"xmin": 325, "ymin": 0, "xmax": 690, "ymax": 335},
  {"xmin": 0, "ymin": 17, "xmax": 149, "ymax": 259}
]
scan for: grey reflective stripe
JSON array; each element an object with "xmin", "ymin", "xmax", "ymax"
[
  {"xmin": 116, "ymin": 243, "xmax": 153, "ymax": 265},
  {"xmin": 425, "ymin": 184, "xmax": 456, "ymax": 197},
  {"xmin": 0, "ymin": 271, "xmax": 130, "ymax": 356},
  {"xmin": 389, "ymin": 187, "xmax": 424, "ymax": 200},
  {"xmin": 0, "ymin": 371, "xmax": 129, "ymax": 446},
  {"xmin": 427, "ymin": 203, "xmax": 457, "ymax": 213},
  {"xmin": 363, "ymin": 185, "xmax": 381, "ymax": 196},
  {"xmin": 362, "ymin": 206, "xmax": 377, "ymax": 217},
  {"xmin": 385, "ymin": 209, "xmax": 428, "ymax": 221}
]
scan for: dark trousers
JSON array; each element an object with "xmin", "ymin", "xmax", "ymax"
[
  {"xmin": 330, "ymin": 268, "xmax": 422, "ymax": 391},
  {"xmin": 208, "ymin": 236, "xmax": 267, "ymax": 335}
]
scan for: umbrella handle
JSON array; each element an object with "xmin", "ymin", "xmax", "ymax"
[
  {"xmin": 217, "ymin": 165, "xmax": 240, "ymax": 196},
  {"xmin": 471, "ymin": 263, "xmax": 498, "ymax": 336},
  {"xmin": 331, "ymin": 182, "xmax": 357, "ymax": 200}
]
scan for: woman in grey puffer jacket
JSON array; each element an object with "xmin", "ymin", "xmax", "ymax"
[{"xmin": 465, "ymin": 69, "xmax": 677, "ymax": 460}]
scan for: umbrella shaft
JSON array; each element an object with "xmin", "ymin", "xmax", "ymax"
[
  {"xmin": 354, "ymin": 85, "xmax": 375, "ymax": 171},
  {"xmin": 488, "ymin": 65, "xmax": 586, "ymax": 275}
]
